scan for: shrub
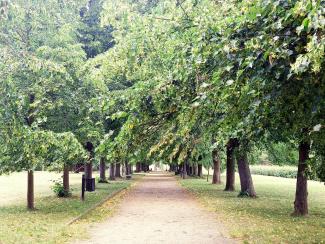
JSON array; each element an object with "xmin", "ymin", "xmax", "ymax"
[
  {"xmin": 51, "ymin": 180, "xmax": 71, "ymax": 197},
  {"xmin": 250, "ymin": 165, "xmax": 297, "ymax": 179}
]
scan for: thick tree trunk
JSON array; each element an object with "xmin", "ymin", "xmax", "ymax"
[
  {"xmin": 27, "ymin": 170, "xmax": 34, "ymax": 210},
  {"xmin": 135, "ymin": 162, "xmax": 141, "ymax": 172},
  {"xmin": 186, "ymin": 163, "xmax": 190, "ymax": 176},
  {"xmin": 99, "ymin": 157, "xmax": 106, "ymax": 181},
  {"xmin": 115, "ymin": 163, "xmax": 121, "ymax": 177},
  {"xmin": 63, "ymin": 165, "xmax": 69, "ymax": 192},
  {"xmin": 225, "ymin": 140, "xmax": 236, "ymax": 191},
  {"xmin": 293, "ymin": 140, "xmax": 310, "ymax": 216},
  {"xmin": 198, "ymin": 164, "xmax": 203, "ymax": 177},
  {"xmin": 125, "ymin": 162, "xmax": 132, "ymax": 179},
  {"xmin": 109, "ymin": 163, "xmax": 115, "ymax": 181},
  {"xmin": 212, "ymin": 149, "xmax": 222, "ymax": 184},
  {"xmin": 236, "ymin": 144, "xmax": 256, "ymax": 197}
]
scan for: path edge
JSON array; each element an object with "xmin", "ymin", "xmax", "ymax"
[{"xmin": 66, "ymin": 177, "xmax": 141, "ymax": 226}]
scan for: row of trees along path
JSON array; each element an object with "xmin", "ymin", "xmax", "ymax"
[{"xmin": 0, "ymin": 0, "xmax": 324, "ymax": 220}]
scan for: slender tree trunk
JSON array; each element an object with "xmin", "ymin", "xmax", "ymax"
[
  {"xmin": 27, "ymin": 170, "xmax": 34, "ymax": 210},
  {"xmin": 207, "ymin": 166, "xmax": 210, "ymax": 182},
  {"xmin": 84, "ymin": 142, "xmax": 94, "ymax": 179},
  {"xmin": 198, "ymin": 164, "xmax": 203, "ymax": 177},
  {"xmin": 193, "ymin": 163, "xmax": 198, "ymax": 176},
  {"xmin": 85, "ymin": 162, "xmax": 93, "ymax": 179},
  {"xmin": 225, "ymin": 140, "xmax": 236, "ymax": 191},
  {"xmin": 129, "ymin": 164, "xmax": 133, "ymax": 174},
  {"xmin": 109, "ymin": 163, "xmax": 115, "ymax": 181},
  {"xmin": 236, "ymin": 144, "xmax": 256, "ymax": 197},
  {"xmin": 99, "ymin": 157, "xmax": 106, "ymax": 181},
  {"xmin": 212, "ymin": 149, "xmax": 222, "ymax": 184},
  {"xmin": 115, "ymin": 163, "xmax": 121, "ymax": 177},
  {"xmin": 26, "ymin": 94, "xmax": 35, "ymax": 210},
  {"xmin": 63, "ymin": 165, "xmax": 69, "ymax": 192},
  {"xmin": 182, "ymin": 161, "xmax": 187, "ymax": 179},
  {"xmin": 293, "ymin": 140, "xmax": 310, "ymax": 216}
]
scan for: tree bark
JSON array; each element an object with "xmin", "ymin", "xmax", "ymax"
[
  {"xmin": 193, "ymin": 163, "xmax": 198, "ymax": 176},
  {"xmin": 109, "ymin": 163, "xmax": 115, "ymax": 181},
  {"xmin": 135, "ymin": 162, "xmax": 141, "ymax": 172},
  {"xmin": 63, "ymin": 165, "xmax": 69, "ymax": 192},
  {"xmin": 212, "ymin": 148, "xmax": 222, "ymax": 184},
  {"xmin": 225, "ymin": 139, "xmax": 236, "ymax": 191},
  {"xmin": 236, "ymin": 143, "xmax": 256, "ymax": 197},
  {"xmin": 99, "ymin": 157, "xmax": 106, "ymax": 181},
  {"xmin": 27, "ymin": 170, "xmax": 34, "ymax": 210},
  {"xmin": 84, "ymin": 142, "xmax": 94, "ymax": 179},
  {"xmin": 182, "ymin": 161, "xmax": 187, "ymax": 179},
  {"xmin": 293, "ymin": 140, "xmax": 310, "ymax": 216},
  {"xmin": 115, "ymin": 163, "xmax": 121, "ymax": 177},
  {"xmin": 198, "ymin": 164, "xmax": 203, "ymax": 177}
]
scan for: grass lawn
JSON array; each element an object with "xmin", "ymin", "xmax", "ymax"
[
  {"xmin": 180, "ymin": 174, "xmax": 325, "ymax": 244},
  {"xmin": 0, "ymin": 171, "xmax": 137, "ymax": 244}
]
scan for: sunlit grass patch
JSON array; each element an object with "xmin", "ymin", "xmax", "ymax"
[
  {"xmin": 0, "ymin": 171, "xmax": 136, "ymax": 244},
  {"xmin": 180, "ymin": 174, "xmax": 325, "ymax": 244}
]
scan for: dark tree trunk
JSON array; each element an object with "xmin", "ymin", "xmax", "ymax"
[
  {"xmin": 212, "ymin": 149, "xmax": 222, "ymax": 184},
  {"xmin": 141, "ymin": 163, "xmax": 145, "ymax": 172},
  {"xmin": 225, "ymin": 139, "xmax": 236, "ymax": 191},
  {"xmin": 186, "ymin": 163, "xmax": 190, "ymax": 176},
  {"xmin": 26, "ymin": 95, "xmax": 35, "ymax": 210},
  {"xmin": 27, "ymin": 170, "xmax": 34, "ymax": 210},
  {"xmin": 236, "ymin": 144, "xmax": 256, "ymax": 197},
  {"xmin": 198, "ymin": 164, "xmax": 203, "ymax": 177},
  {"xmin": 63, "ymin": 165, "xmax": 69, "ymax": 192},
  {"xmin": 115, "ymin": 163, "xmax": 121, "ymax": 177},
  {"xmin": 84, "ymin": 142, "xmax": 94, "ymax": 179},
  {"xmin": 193, "ymin": 163, "xmax": 198, "ymax": 176},
  {"xmin": 135, "ymin": 162, "xmax": 141, "ymax": 172},
  {"xmin": 129, "ymin": 164, "xmax": 133, "ymax": 174},
  {"xmin": 125, "ymin": 162, "xmax": 132, "ymax": 179},
  {"xmin": 293, "ymin": 140, "xmax": 310, "ymax": 216},
  {"xmin": 182, "ymin": 161, "xmax": 187, "ymax": 179},
  {"xmin": 99, "ymin": 157, "xmax": 106, "ymax": 181},
  {"xmin": 109, "ymin": 163, "xmax": 115, "ymax": 181}
]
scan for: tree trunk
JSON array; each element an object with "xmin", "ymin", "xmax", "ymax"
[
  {"xmin": 129, "ymin": 164, "xmax": 133, "ymax": 174},
  {"xmin": 212, "ymin": 149, "xmax": 222, "ymax": 184},
  {"xmin": 99, "ymin": 157, "xmax": 106, "ymax": 181},
  {"xmin": 84, "ymin": 142, "xmax": 94, "ymax": 179},
  {"xmin": 135, "ymin": 162, "xmax": 141, "ymax": 172},
  {"xmin": 115, "ymin": 163, "xmax": 121, "ymax": 177},
  {"xmin": 109, "ymin": 163, "xmax": 115, "ymax": 181},
  {"xmin": 225, "ymin": 140, "xmax": 236, "ymax": 191},
  {"xmin": 182, "ymin": 161, "xmax": 187, "ymax": 179},
  {"xmin": 63, "ymin": 165, "xmax": 69, "ymax": 192},
  {"xmin": 27, "ymin": 170, "xmax": 34, "ymax": 210},
  {"xmin": 236, "ymin": 144, "xmax": 256, "ymax": 197},
  {"xmin": 293, "ymin": 140, "xmax": 310, "ymax": 216},
  {"xmin": 193, "ymin": 163, "xmax": 198, "ymax": 176},
  {"xmin": 198, "ymin": 164, "xmax": 203, "ymax": 177}
]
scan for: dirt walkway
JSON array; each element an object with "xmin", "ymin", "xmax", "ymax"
[{"xmin": 75, "ymin": 172, "xmax": 236, "ymax": 244}]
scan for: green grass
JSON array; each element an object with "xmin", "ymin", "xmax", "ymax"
[
  {"xmin": 180, "ymin": 174, "xmax": 325, "ymax": 244},
  {"xmin": 0, "ymin": 171, "xmax": 135, "ymax": 244}
]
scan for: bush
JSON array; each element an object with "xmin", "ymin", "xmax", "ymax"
[
  {"xmin": 51, "ymin": 180, "xmax": 71, "ymax": 197},
  {"xmin": 250, "ymin": 165, "xmax": 297, "ymax": 179}
]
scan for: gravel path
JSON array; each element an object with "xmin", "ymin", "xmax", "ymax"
[{"xmin": 75, "ymin": 172, "xmax": 236, "ymax": 244}]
